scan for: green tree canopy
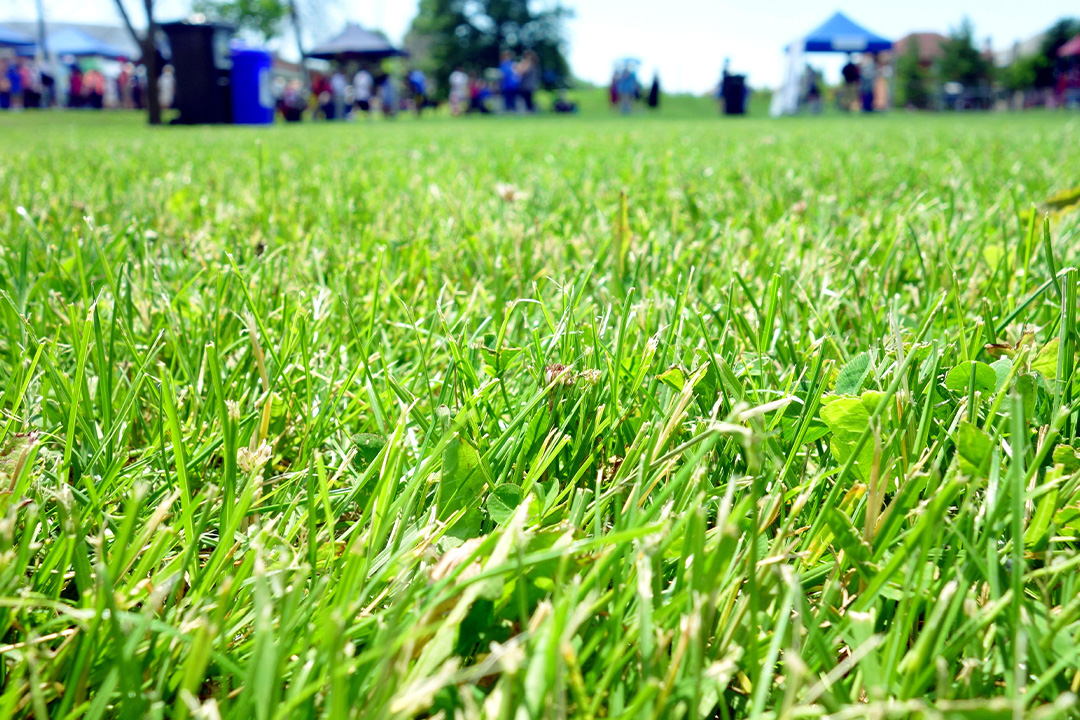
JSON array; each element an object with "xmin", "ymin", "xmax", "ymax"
[
  {"xmin": 937, "ymin": 18, "xmax": 993, "ymax": 87},
  {"xmin": 1001, "ymin": 17, "xmax": 1079, "ymax": 92},
  {"xmin": 895, "ymin": 38, "xmax": 930, "ymax": 109},
  {"xmin": 407, "ymin": 0, "xmax": 572, "ymax": 97},
  {"xmin": 192, "ymin": 0, "xmax": 290, "ymax": 40}
]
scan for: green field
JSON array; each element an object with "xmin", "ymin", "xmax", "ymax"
[{"xmin": 2, "ymin": 108, "xmax": 1080, "ymax": 719}]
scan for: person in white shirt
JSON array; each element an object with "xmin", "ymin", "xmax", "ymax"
[
  {"xmin": 354, "ymin": 68, "xmax": 373, "ymax": 116},
  {"xmin": 158, "ymin": 65, "xmax": 175, "ymax": 110},
  {"xmin": 330, "ymin": 69, "xmax": 347, "ymax": 120},
  {"xmin": 448, "ymin": 67, "xmax": 468, "ymax": 116}
]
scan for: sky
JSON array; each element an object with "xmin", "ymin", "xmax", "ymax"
[{"xmin": 6, "ymin": 0, "xmax": 1077, "ymax": 92}]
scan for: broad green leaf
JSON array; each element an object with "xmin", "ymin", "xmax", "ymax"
[
  {"xmin": 944, "ymin": 361, "xmax": 996, "ymax": 396},
  {"xmin": 835, "ymin": 352, "xmax": 872, "ymax": 395},
  {"xmin": 1031, "ymin": 338, "xmax": 1060, "ymax": 379},
  {"xmin": 438, "ymin": 433, "xmax": 489, "ymax": 532},
  {"xmin": 1053, "ymin": 444, "xmax": 1080, "ymax": 474},
  {"xmin": 487, "ymin": 484, "xmax": 524, "ymax": 525},
  {"xmin": 819, "ymin": 396, "xmax": 874, "ymax": 481},
  {"xmin": 860, "ymin": 390, "xmax": 887, "ymax": 413},
  {"xmin": 957, "ymin": 421, "xmax": 993, "ymax": 477},
  {"xmin": 353, "ymin": 433, "xmax": 386, "ymax": 464},
  {"xmin": 657, "ymin": 366, "xmax": 686, "ymax": 391},
  {"xmin": 990, "ymin": 357, "xmax": 1013, "ymax": 392},
  {"xmin": 820, "ymin": 396, "xmax": 870, "ymax": 439}
]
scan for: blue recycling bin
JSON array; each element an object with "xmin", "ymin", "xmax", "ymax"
[{"xmin": 231, "ymin": 45, "xmax": 274, "ymax": 125}]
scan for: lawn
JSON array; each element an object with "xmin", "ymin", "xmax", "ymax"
[{"xmin": 2, "ymin": 107, "xmax": 1080, "ymax": 719}]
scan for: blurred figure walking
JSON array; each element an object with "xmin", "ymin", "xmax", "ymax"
[
  {"xmin": 647, "ymin": 73, "xmax": 660, "ymax": 109},
  {"xmin": 499, "ymin": 50, "xmax": 519, "ymax": 113},
  {"xmin": 331, "ymin": 67, "xmax": 348, "ymax": 120},
  {"xmin": 354, "ymin": 67, "xmax": 373, "ymax": 117},
  {"xmin": 449, "ymin": 66, "xmax": 468, "ymax": 115},
  {"xmin": 518, "ymin": 51, "xmax": 540, "ymax": 113}
]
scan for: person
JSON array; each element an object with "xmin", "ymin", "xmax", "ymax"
[
  {"xmin": 132, "ymin": 65, "xmax": 146, "ymax": 109},
  {"xmin": 609, "ymin": 69, "xmax": 619, "ymax": 110},
  {"xmin": 468, "ymin": 73, "xmax": 492, "ymax": 114},
  {"xmin": 330, "ymin": 67, "xmax": 347, "ymax": 120},
  {"xmin": 7, "ymin": 59, "xmax": 23, "ymax": 110},
  {"xmin": 840, "ymin": 54, "xmax": 860, "ymax": 111},
  {"xmin": 553, "ymin": 89, "xmax": 577, "ymax": 113},
  {"xmin": 158, "ymin": 64, "xmax": 175, "ymax": 111},
  {"xmin": 407, "ymin": 68, "xmax": 427, "ymax": 116},
  {"xmin": 804, "ymin": 64, "xmax": 822, "ymax": 114},
  {"xmin": 353, "ymin": 67, "xmax": 373, "ymax": 116},
  {"xmin": 647, "ymin": 72, "xmax": 660, "ymax": 109},
  {"xmin": 84, "ymin": 67, "xmax": 105, "ymax": 109},
  {"xmin": 40, "ymin": 63, "xmax": 56, "ymax": 107},
  {"xmin": 518, "ymin": 50, "xmax": 540, "ymax": 113},
  {"xmin": 280, "ymin": 78, "xmax": 306, "ymax": 122},
  {"xmin": 860, "ymin": 53, "xmax": 876, "ymax": 113},
  {"xmin": 1067, "ymin": 67, "xmax": 1080, "ymax": 110},
  {"xmin": 616, "ymin": 66, "xmax": 639, "ymax": 114},
  {"xmin": 499, "ymin": 50, "xmax": 519, "ymax": 113},
  {"xmin": 0, "ymin": 59, "xmax": 10, "ymax": 110},
  {"xmin": 449, "ymin": 66, "xmax": 468, "ymax": 116},
  {"xmin": 308, "ymin": 72, "xmax": 330, "ymax": 119},
  {"xmin": 379, "ymin": 73, "xmax": 397, "ymax": 118},
  {"xmin": 118, "ymin": 63, "xmax": 133, "ymax": 109},
  {"xmin": 21, "ymin": 59, "xmax": 43, "ymax": 109},
  {"xmin": 68, "ymin": 64, "xmax": 83, "ymax": 108}
]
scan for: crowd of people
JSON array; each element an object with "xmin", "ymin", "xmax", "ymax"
[
  {"xmin": 608, "ymin": 63, "xmax": 661, "ymax": 114},
  {"xmin": 3, "ymin": 45, "xmax": 587, "ymax": 121},
  {"xmin": 273, "ymin": 49, "xmax": 575, "ymax": 122},
  {"xmin": 0, "ymin": 54, "xmax": 177, "ymax": 112}
]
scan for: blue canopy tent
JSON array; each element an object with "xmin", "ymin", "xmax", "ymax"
[
  {"xmin": 16, "ymin": 27, "xmax": 131, "ymax": 59},
  {"xmin": 0, "ymin": 24, "xmax": 35, "ymax": 47},
  {"xmin": 801, "ymin": 12, "xmax": 892, "ymax": 54},
  {"xmin": 771, "ymin": 11, "xmax": 892, "ymax": 116}
]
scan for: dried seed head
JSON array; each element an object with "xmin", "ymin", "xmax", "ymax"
[
  {"xmin": 545, "ymin": 364, "xmax": 575, "ymax": 388},
  {"xmin": 238, "ymin": 441, "xmax": 273, "ymax": 474},
  {"xmin": 578, "ymin": 369, "xmax": 602, "ymax": 387}
]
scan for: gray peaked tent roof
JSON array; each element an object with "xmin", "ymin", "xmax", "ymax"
[{"xmin": 306, "ymin": 24, "xmax": 407, "ymax": 61}]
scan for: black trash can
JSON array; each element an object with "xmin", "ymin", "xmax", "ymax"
[
  {"xmin": 161, "ymin": 20, "xmax": 235, "ymax": 124},
  {"xmin": 722, "ymin": 74, "xmax": 746, "ymax": 115}
]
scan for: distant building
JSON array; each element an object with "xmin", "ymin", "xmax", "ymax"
[
  {"xmin": 893, "ymin": 32, "xmax": 948, "ymax": 69},
  {"xmin": 994, "ymin": 33, "xmax": 1045, "ymax": 68}
]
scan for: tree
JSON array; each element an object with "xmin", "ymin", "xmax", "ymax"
[
  {"xmin": 193, "ymin": 0, "xmax": 311, "ymax": 85},
  {"xmin": 937, "ymin": 18, "xmax": 992, "ymax": 87},
  {"xmin": 1000, "ymin": 17, "xmax": 1079, "ymax": 93},
  {"xmin": 192, "ymin": 0, "xmax": 288, "ymax": 40},
  {"xmin": 1032, "ymin": 18, "xmax": 1080, "ymax": 88},
  {"xmin": 895, "ymin": 37, "xmax": 930, "ymax": 108},
  {"xmin": 112, "ymin": 0, "xmax": 162, "ymax": 125},
  {"xmin": 407, "ymin": 0, "xmax": 572, "ymax": 98}
]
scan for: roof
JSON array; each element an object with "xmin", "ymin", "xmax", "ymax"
[
  {"xmin": 0, "ymin": 24, "xmax": 35, "ymax": 46},
  {"xmin": 1059, "ymin": 34, "xmax": 1080, "ymax": 58},
  {"xmin": 0, "ymin": 21, "xmax": 139, "ymax": 58},
  {"xmin": 801, "ymin": 12, "xmax": 892, "ymax": 53},
  {"xmin": 17, "ymin": 27, "xmax": 131, "ymax": 59},
  {"xmin": 893, "ymin": 32, "xmax": 948, "ymax": 62},
  {"xmin": 306, "ymin": 23, "xmax": 407, "ymax": 61}
]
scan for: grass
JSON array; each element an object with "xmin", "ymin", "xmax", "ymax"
[{"xmin": 1, "ymin": 105, "xmax": 1080, "ymax": 719}]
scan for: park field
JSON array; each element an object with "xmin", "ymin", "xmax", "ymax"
[{"xmin": 2, "ymin": 107, "xmax": 1080, "ymax": 719}]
